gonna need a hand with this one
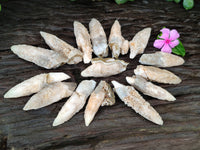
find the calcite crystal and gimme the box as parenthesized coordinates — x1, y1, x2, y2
(112, 81, 163, 125)
(4, 72, 70, 98)
(89, 18, 108, 57)
(40, 31, 83, 64)
(74, 21, 93, 64)
(134, 65, 182, 84)
(129, 28, 151, 59)
(109, 20, 122, 58)
(84, 81, 115, 126)
(81, 58, 129, 77)
(11, 44, 67, 69)
(53, 80, 96, 126)
(121, 37, 129, 55)
(126, 76, 176, 101)
(23, 82, 77, 110)
(139, 52, 185, 67)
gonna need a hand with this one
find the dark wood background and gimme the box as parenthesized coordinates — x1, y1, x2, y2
(0, 0, 200, 149)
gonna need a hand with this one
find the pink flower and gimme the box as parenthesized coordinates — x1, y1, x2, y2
(153, 28, 180, 53)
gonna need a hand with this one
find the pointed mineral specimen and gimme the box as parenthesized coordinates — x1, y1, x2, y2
(89, 18, 108, 57)
(139, 51, 185, 67)
(112, 81, 163, 125)
(126, 75, 176, 101)
(4, 72, 70, 98)
(11, 44, 67, 69)
(81, 58, 128, 77)
(129, 28, 151, 59)
(23, 82, 77, 110)
(53, 80, 96, 126)
(134, 65, 182, 84)
(40, 31, 83, 64)
(84, 81, 115, 126)
(74, 21, 93, 64)
(109, 20, 122, 58)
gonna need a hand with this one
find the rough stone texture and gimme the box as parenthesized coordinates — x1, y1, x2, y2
(0, 0, 200, 149)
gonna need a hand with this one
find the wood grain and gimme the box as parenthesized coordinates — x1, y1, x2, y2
(0, 0, 200, 149)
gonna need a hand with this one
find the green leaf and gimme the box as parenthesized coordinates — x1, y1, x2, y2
(172, 39, 185, 56)
(115, 0, 128, 4)
(156, 27, 166, 39)
(183, 0, 194, 10)
(0, 4, 1, 12)
(174, 0, 181, 3)
(115, 0, 134, 4)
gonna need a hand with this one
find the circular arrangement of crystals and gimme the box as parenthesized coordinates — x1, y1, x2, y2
(4, 18, 184, 127)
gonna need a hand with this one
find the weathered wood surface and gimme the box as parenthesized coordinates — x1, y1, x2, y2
(0, 0, 200, 149)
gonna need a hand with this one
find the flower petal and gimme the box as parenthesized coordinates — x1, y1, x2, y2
(161, 43, 172, 53)
(169, 29, 180, 41)
(169, 39, 179, 48)
(159, 28, 170, 40)
(153, 39, 165, 49)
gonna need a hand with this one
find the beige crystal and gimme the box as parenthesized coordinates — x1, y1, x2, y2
(126, 76, 176, 101)
(53, 80, 96, 126)
(84, 81, 115, 126)
(74, 21, 93, 64)
(129, 28, 151, 59)
(81, 58, 129, 77)
(40, 31, 83, 64)
(4, 72, 70, 98)
(109, 20, 122, 58)
(134, 65, 182, 84)
(23, 82, 77, 110)
(139, 52, 185, 67)
(89, 18, 108, 57)
(112, 81, 163, 125)
(11, 44, 67, 69)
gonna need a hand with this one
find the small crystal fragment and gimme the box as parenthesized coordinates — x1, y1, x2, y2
(121, 37, 129, 55)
